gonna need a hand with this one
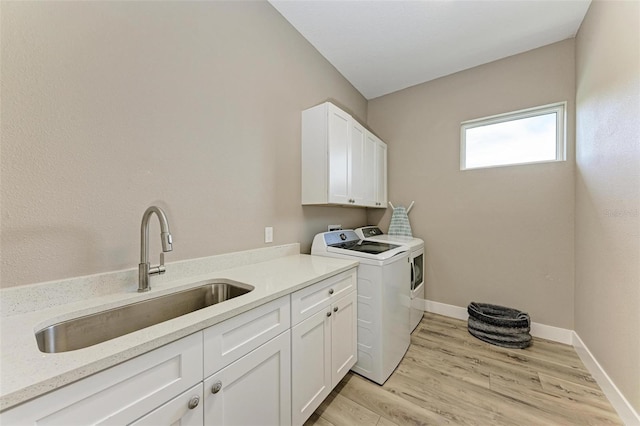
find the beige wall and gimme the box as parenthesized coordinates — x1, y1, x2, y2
(367, 40, 576, 328)
(0, 1, 368, 288)
(1, 0, 638, 413)
(575, 0, 640, 412)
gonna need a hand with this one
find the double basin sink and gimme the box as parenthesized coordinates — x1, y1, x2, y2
(35, 280, 254, 353)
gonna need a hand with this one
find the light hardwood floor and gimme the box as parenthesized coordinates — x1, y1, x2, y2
(305, 312, 622, 426)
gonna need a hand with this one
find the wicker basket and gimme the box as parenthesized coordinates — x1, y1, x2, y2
(467, 302, 532, 349)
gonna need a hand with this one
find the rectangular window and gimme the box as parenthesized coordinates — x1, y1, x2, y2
(460, 102, 566, 170)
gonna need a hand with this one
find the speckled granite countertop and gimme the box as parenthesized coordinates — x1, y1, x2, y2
(0, 244, 357, 412)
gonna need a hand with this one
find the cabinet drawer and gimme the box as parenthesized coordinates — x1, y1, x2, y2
(129, 383, 203, 426)
(203, 296, 290, 377)
(1, 332, 203, 426)
(291, 269, 356, 325)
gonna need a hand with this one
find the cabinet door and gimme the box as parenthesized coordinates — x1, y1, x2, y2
(362, 132, 377, 207)
(203, 331, 291, 426)
(331, 291, 358, 387)
(327, 104, 351, 205)
(291, 310, 332, 426)
(374, 139, 388, 207)
(349, 121, 366, 205)
(129, 384, 203, 426)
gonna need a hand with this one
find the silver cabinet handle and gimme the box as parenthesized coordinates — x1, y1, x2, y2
(328, 288, 334, 295)
(326, 312, 332, 317)
(211, 380, 223, 394)
(188, 395, 200, 409)
(333, 306, 338, 312)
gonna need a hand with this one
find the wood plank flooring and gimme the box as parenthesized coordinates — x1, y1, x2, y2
(305, 312, 622, 426)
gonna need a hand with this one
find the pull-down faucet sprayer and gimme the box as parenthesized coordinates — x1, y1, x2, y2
(138, 206, 173, 292)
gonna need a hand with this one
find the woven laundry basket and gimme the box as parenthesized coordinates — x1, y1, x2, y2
(467, 302, 532, 349)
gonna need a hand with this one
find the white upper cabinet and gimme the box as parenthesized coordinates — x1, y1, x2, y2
(327, 105, 351, 205)
(369, 132, 388, 207)
(361, 131, 377, 207)
(349, 120, 366, 205)
(302, 102, 387, 208)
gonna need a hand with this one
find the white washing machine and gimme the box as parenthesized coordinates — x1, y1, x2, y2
(355, 226, 425, 332)
(311, 230, 410, 385)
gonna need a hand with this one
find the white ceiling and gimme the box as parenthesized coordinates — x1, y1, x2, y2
(269, 0, 591, 100)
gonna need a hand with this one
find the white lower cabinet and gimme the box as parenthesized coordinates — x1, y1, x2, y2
(0, 332, 203, 426)
(203, 296, 290, 378)
(291, 272, 358, 426)
(1, 269, 358, 426)
(130, 384, 204, 426)
(291, 310, 332, 426)
(203, 331, 291, 426)
(330, 291, 358, 386)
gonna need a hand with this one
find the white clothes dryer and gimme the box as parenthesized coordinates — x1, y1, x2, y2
(311, 230, 410, 385)
(355, 226, 425, 332)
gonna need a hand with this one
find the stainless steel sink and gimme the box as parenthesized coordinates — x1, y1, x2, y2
(35, 280, 254, 353)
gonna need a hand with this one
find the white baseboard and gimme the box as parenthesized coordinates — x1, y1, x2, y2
(423, 299, 467, 320)
(421, 299, 573, 344)
(420, 299, 639, 425)
(572, 333, 640, 426)
(529, 322, 574, 345)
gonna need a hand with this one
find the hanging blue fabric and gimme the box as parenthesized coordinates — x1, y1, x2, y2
(388, 205, 413, 237)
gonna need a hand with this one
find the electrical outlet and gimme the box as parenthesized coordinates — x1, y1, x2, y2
(264, 226, 273, 243)
(328, 224, 342, 231)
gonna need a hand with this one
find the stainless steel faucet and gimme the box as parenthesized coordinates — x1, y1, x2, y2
(138, 206, 173, 292)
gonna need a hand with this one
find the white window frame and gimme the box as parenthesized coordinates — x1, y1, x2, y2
(460, 102, 566, 170)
